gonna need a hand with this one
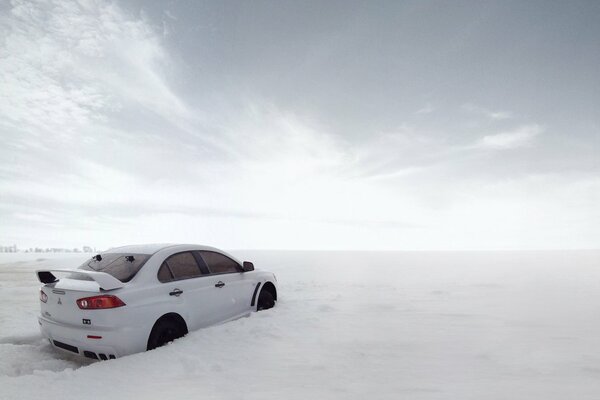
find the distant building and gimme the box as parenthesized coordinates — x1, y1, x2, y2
(0, 245, 18, 253)
(0, 245, 96, 253)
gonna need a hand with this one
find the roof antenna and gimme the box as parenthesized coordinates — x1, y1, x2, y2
(94, 254, 102, 261)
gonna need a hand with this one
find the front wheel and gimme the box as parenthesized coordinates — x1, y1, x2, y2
(257, 289, 275, 311)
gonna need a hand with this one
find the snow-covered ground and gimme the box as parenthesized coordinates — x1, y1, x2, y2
(1, 250, 600, 399)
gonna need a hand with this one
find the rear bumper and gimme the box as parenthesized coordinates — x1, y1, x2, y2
(38, 315, 147, 359)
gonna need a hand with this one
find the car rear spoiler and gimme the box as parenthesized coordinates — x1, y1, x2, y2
(36, 269, 124, 291)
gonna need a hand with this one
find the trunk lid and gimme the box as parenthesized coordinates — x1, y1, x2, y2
(41, 280, 100, 326)
(37, 269, 124, 326)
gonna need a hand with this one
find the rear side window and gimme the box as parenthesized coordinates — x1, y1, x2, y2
(159, 252, 202, 282)
(199, 251, 240, 274)
(78, 253, 151, 283)
(157, 263, 173, 282)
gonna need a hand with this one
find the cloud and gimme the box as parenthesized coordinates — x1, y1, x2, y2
(416, 103, 434, 115)
(350, 124, 441, 178)
(462, 103, 513, 120)
(365, 166, 426, 181)
(0, 0, 191, 140)
(164, 9, 177, 21)
(475, 124, 543, 150)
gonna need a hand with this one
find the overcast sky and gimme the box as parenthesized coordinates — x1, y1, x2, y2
(0, 0, 598, 250)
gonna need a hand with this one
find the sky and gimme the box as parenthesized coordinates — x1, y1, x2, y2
(0, 0, 598, 250)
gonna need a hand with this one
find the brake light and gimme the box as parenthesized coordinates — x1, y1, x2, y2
(76, 295, 126, 309)
(40, 290, 48, 303)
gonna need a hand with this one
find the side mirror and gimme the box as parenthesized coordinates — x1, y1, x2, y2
(242, 261, 254, 272)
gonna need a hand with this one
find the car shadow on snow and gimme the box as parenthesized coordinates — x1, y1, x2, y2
(0, 334, 94, 377)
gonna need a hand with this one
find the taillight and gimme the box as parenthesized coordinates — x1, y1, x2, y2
(76, 295, 126, 310)
(40, 290, 48, 303)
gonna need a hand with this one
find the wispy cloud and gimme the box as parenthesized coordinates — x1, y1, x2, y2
(0, 0, 191, 139)
(462, 103, 513, 121)
(475, 124, 543, 150)
(364, 166, 426, 181)
(416, 103, 434, 115)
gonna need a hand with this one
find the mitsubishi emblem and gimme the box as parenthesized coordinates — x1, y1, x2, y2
(57, 297, 62, 305)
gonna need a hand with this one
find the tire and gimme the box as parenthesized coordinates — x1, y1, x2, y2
(147, 319, 184, 350)
(257, 289, 275, 311)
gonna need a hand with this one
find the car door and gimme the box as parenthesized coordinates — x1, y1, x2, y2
(157, 251, 218, 330)
(197, 250, 257, 320)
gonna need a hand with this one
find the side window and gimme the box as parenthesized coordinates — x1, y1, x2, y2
(165, 252, 202, 280)
(157, 263, 173, 283)
(200, 251, 240, 274)
(192, 251, 211, 275)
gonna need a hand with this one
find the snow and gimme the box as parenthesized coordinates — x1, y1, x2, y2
(1, 250, 600, 399)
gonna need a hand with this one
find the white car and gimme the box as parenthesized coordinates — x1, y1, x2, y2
(36, 244, 277, 360)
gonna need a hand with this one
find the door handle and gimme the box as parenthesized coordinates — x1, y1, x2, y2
(169, 288, 183, 296)
(215, 281, 225, 288)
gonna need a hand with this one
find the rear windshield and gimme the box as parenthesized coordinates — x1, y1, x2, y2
(78, 253, 151, 282)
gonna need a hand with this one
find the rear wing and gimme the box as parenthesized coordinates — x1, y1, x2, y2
(36, 269, 124, 291)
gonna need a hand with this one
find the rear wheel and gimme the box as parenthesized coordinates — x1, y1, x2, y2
(147, 319, 185, 350)
(257, 289, 275, 311)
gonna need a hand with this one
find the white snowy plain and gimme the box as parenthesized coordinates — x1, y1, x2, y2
(1, 250, 600, 400)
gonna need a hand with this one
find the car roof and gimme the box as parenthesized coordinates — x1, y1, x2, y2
(104, 243, 227, 255)
(104, 243, 177, 255)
